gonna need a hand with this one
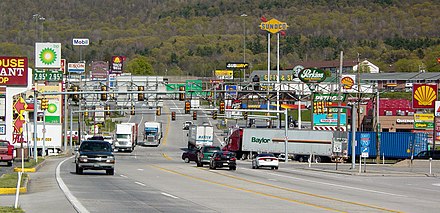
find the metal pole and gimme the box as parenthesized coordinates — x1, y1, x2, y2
(337, 51, 343, 131)
(42, 110, 46, 157)
(376, 84, 381, 163)
(267, 33, 270, 114)
(70, 105, 73, 151)
(277, 33, 280, 128)
(63, 76, 68, 152)
(284, 108, 288, 163)
(298, 96, 302, 129)
(33, 89, 38, 162)
(351, 104, 356, 169)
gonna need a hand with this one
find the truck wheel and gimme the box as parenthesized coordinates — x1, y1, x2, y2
(196, 161, 203, 167)
(184, 157, 190, 163)
(106, 169, 114, 175)
(274, 166, 279, 170)
(7, 161, 12, 167)
(229, 166, 236, 170)
(210, 164, 216, 170)
(315, 156, 322, 163)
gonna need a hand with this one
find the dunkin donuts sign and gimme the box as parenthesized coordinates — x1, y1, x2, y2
(0, 57, 28, 86)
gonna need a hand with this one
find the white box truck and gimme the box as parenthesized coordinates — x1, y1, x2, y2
(141, 122, 162, 146)
(22, 123, 62, 155)
(114, 123, 138, 152)
(187, 123, 214, 149)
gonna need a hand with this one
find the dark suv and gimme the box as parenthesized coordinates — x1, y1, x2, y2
(75, 141, 115, 175)
(196, 146, 221, 167)
(209, 151, 237, 170)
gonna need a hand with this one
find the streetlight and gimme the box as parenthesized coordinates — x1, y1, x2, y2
(241, 14, 247, 82)
(32, 14, 45, 41)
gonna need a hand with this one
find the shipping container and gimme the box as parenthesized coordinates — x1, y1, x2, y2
(348, 132, 428, 159)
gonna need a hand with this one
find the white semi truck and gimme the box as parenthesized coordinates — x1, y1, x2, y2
(141, 121, 162, 146)
(187, 123, 214, 149)
(21, 123, 62, 155)
(114, 123, 138, 152)
(224, 128, 348, 162)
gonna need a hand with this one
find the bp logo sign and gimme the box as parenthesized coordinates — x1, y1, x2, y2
(298, 68, 326, 83)
(35, 43, 61, 68)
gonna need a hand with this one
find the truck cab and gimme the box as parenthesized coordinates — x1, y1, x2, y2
(196, 145, 221, 167)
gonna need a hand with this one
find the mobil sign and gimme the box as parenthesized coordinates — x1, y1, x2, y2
(0, 56, 28, 86)
(72, 38, 89, 46)
(68, 63, 86, 73)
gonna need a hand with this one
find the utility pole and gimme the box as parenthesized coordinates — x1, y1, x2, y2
(357, 53, 361, 131)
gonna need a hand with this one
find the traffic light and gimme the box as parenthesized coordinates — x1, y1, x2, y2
(105, 105, 111, 116)
(156, 107, 161, 116)
(171, 111, 176, 121)
(100, 85, 107, 101)
(193, 111, 197, 120)
(84, 111, 89, 117)
(243, 111, 248, 120)
(179, 86, 185, 101)
(138, 86, 144, 101)
(130, 106, 135, 115)
(219, 101, 225, 114)
(40, 98, 49, 110)
(212, 111, 217, 120)
(71, 85, 79, 102)
(185, 101, 191, 114)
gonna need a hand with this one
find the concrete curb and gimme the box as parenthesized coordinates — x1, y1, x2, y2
(300, 167, 428, 177)
(0, 173, 29, 194)
(13, 158, 46, 173)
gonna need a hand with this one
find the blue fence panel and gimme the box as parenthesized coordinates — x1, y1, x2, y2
(348, 132, 428, 159)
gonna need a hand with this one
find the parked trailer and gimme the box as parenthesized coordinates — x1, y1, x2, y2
(348, 132, 428, 159)
(22, 123, 63, 155)
(225, 128, 348, 162)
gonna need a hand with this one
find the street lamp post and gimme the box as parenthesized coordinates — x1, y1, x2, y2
(32, 14, 45, 41)
(241, 14, 247, 82)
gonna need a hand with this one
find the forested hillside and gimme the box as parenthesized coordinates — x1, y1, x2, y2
(0, 0, 439, 76)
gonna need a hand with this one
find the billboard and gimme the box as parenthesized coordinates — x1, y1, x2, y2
(35, 43, 61, 68)
(412, 83, 437, 109)
(215, 70, 233, 80)
(68, 63, 86, 73)
(0, 57, 28, 86)
(111, 56, 124, 74)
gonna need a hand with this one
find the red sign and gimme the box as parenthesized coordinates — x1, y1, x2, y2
(111, 56, 123, 74)
(0, 57, 28, 86)
(437, 57, 440, 64)
(412, 83, 437, 109)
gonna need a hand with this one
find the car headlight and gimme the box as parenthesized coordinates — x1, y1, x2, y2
(106, 156, 115, 163)
(79, 155, 88, 162)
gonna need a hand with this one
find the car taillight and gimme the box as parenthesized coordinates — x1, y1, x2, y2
(230, 157, 236, 161)
(7, 145, 13, 155)
(214, 157, 221, 161)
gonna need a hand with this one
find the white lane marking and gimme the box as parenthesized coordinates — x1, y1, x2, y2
(242, 167, 407, 197)
(432, 183, 440, 187)
(56, 156, 90, 213)
(135, 181, 146, 186)
(161, 192, 179, 199)
(137, 169, 144, 171)
(120, 175, 128, 178)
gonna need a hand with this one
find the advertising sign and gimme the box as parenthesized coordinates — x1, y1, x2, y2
(412, 83, 437, 109)
(60, 59, 66, 74)
(226, 62, 249, 69)
(313, 113, 347, 126)
(91, 61, 108, 80)
(111, 56, 124, 74)
(72, 38, 89, 46)
(215, 70, 233, 80)
(435, 101, 440, 117)
(414, 113, 434, 129)
(45, 99, 61, 123)
(298, 68, 326, 83)
(35, 43, 61, 68)
(341, 74, 356, 92)
(0, 57, 28, 86)
(225, 85, 238, 97)
(34, 70, 63, 82)
(67, 63, 86, 73)
(259, 18, 288, 34)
